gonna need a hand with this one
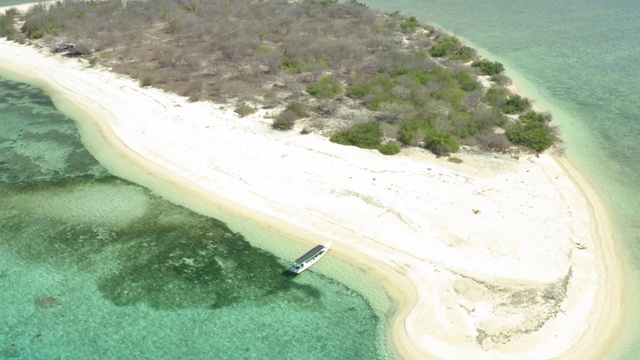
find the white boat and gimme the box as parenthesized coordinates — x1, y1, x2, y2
(289, 241, 332, 274)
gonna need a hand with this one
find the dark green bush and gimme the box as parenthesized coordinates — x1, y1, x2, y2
(346, 82, 373, 98)
(425, 131, 460, 155)
(399, 16, 419, 33)
(430, 37, 460, 58)
(307, 75, 342, 99)
(21, 10, 61, 39)
(408, 69, 434, 85)
(519, 111, 548, 125)
(312, 0, 338, 6)
(140, 75, 154, 87)
(281, 56, 303, 73)
(0, 9, 18, 39)
(454, 71, 478, 91)
(330, 121, 382, 149)
(484, 86, 508, 108)
(379, 142, 401, 155)
(399, 123, 418, 145)
(506, 111, 553, 151)
(506, 123, 552, 152)
(450, 46, 476, 62)
(472, 59, 505, 75)
(398, 117, 433, 145)
(503, 95, 531, 114)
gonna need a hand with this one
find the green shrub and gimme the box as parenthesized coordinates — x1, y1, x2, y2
(0, 9, 18, 39)
(272, 110, 298, 130)
(430, 37, 460, 58)
(330, 121, 382, 149)
(454, 71, 478, 91)
(281, 56, 303, 73)
(285, 101, 307, 117)
(519, 111, 548, 125)
(450, 46, 475, 62)
(398, 117, 433, 145)
(378, 142, 401, 155)
(425, 131, 460, 155)
(503, 95, 531, 114)
(311, 0, 337, 5)
(307, 75, 342, 99)
(346, 82, 373, 97)
(472, 59, 505, 75)
(505, 111, 553, 152)
(434, 87, 466, 105)
(21, 14, 60, 39)
(485, 86, 508, 108)
(506, 123, 552, 152)
(399, 123, 418, 145)
(399, 16, 419, 33)
(490, 74, 507, 84)
(408, 69, 434, 85)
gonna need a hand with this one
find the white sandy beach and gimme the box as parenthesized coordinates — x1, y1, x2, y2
(0, 6, 626, 358)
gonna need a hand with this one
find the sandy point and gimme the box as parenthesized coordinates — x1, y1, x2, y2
(0, 16, 626, 359)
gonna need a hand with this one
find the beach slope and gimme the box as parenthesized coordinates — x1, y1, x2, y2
(0, 17, 624, 359)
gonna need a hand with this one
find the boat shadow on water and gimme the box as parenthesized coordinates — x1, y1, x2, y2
(281, 269, 299, 279)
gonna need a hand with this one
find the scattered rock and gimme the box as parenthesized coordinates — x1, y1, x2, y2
(0, 346, 20, 358)
(259, 65, 270, 73)
(36, 296, 61, 309)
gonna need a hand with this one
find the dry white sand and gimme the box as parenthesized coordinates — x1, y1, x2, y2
(0, 7, 626, 358)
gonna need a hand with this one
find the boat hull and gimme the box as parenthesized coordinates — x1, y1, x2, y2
(289, 241, 332, 273)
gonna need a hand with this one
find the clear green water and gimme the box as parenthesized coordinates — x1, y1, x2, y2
(0, 77, 390, 358)
(0, 1, 22, 6)
(4, 0, 639, 357)
(359, 0, 640, 358)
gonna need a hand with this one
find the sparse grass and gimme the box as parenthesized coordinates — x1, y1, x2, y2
(273, 110, 297, 130)
(234, 104, 256, 117)
(140, 75, 154, 87)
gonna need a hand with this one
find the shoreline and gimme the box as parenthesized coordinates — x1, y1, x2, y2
(0, 5, 626, 358)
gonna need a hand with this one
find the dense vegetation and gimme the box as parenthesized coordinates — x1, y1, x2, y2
(0, 8, 18, 40)
(1, 0, 556, 155)
(506, 111, 554, 152)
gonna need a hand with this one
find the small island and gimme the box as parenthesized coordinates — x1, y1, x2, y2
(0, 1, 624, 359)
(3, 0, 553, 155)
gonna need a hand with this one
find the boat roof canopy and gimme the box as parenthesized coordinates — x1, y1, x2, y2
(293, 245, 325, 264)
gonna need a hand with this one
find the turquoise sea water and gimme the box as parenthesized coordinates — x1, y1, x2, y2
(0, 0, 25, 8)
(358, 0, 640, 358)
(0, 78, 392, 358)
(3, 0, 639, 358)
